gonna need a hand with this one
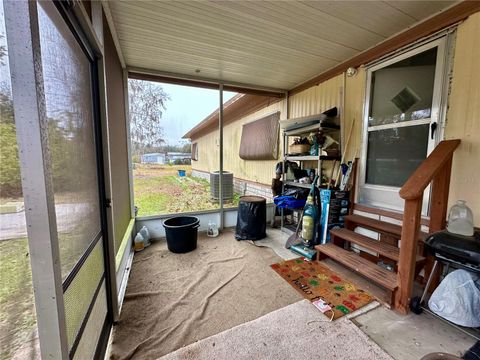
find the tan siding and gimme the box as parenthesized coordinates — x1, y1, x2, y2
(344, 67, 367, 162)
(288, 75, 344, 118)
(192, 101, 285, 185)
(193, 129, 219, 175)
(444, 12, 480, 225)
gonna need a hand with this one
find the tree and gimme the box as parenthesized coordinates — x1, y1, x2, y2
(128, 79, 170, 155)
(0, 35, 6, 66)
(0, 88, 21, 197)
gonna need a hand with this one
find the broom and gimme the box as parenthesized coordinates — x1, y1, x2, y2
(335, 117, 356, 188)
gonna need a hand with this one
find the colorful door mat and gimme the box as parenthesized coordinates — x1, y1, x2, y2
(271, 258, 374, 319)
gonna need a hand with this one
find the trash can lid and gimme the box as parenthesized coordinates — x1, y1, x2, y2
(240, 195, 266, 203)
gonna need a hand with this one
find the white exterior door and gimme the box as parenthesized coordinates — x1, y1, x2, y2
(358, 38, 448, 215)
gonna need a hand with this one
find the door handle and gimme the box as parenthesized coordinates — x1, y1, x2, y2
(431, 122, 437, 140)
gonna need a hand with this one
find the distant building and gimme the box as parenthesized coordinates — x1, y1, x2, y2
(166, 152, 191, 164)
(141, 153, 166, 164)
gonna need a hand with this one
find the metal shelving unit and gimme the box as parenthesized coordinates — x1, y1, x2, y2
(280, 115, 341, 233)
(285, 155, 341, 162)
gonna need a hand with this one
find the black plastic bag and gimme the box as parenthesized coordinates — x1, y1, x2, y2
(235, 196, 266, 240)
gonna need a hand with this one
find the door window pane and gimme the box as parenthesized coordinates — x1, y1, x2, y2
(37, 2, 101, 278)
(368, 48, 437, 126)
(366, 124, 430, 187)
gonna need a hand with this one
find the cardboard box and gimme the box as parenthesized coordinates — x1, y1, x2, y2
(319, 189, 350, 244)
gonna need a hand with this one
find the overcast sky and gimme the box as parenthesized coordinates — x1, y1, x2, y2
(0, 3, 10, 90)
(159, 83, 236, 145)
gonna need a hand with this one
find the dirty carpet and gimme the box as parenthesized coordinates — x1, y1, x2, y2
(109, 229, 302, 359)
(159, 299, 393, 360)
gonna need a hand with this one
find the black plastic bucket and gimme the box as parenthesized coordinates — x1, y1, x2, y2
(163, 216, 200, 253)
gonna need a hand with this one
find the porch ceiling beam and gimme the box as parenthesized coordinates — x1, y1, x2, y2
(101, 0, 126, 68)
(128, 67, 287, 98)
(289, 0, 480, 96)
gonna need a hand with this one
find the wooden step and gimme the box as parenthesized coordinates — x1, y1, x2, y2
(344, 214, 427, 241)
(315, 243, 398, 291)
(330, 228, 425, 263)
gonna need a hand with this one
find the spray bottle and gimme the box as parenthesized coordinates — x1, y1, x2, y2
(301, 176, 318, 248)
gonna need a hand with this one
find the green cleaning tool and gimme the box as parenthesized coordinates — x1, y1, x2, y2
(290, 176, 319, 261)
(301, 176, 319, 248)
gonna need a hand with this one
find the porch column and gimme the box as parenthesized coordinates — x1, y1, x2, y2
(219, 84, 224, 229)
(4, 1, 69, 358)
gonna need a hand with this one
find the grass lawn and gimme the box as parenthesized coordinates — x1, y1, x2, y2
(133, 164, 239, 217)
(0, 224, 102, 360)
(0, 238, 36, 360)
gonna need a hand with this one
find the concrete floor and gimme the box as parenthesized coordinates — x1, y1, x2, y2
(352, 306, 477, 359)
(265, 228, 478, 360)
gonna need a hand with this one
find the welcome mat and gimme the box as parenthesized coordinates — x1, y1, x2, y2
(271, 258, 374, 319)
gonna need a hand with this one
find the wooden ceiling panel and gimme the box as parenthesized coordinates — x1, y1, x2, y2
(386, 1, 457, 21)
(107, 0, 459, 90)
(300, 1, 417, 35)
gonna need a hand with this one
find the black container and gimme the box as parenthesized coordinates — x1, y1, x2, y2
(163, 216, 200, 253)
(235, 196, 267, 240)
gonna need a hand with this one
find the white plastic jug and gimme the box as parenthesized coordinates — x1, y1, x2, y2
(134, 233, 145, 252)
(207, 221, 219, 237)
(139, 226, 151, 247)
(447, 200, 474, 236)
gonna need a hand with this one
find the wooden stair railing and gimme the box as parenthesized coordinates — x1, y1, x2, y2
(396, 139, 461, 314)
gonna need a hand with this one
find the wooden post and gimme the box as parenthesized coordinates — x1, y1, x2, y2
(396, 198, 422, 314)
(429, 157, 452, 232)
(348, 159, 359, 215)
(424, 158, 452, 290)
(397, 140, 460, 314)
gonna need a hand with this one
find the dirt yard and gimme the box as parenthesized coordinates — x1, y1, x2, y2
(133, 164, 239, 217)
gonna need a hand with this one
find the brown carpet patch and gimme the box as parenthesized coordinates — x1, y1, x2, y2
(271, 258, 374, 319)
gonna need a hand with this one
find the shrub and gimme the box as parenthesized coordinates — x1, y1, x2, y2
(132, 154, 141, 164)
(0, 122, 22, 197)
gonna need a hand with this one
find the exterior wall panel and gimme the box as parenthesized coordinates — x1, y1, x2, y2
(193, 129, 219, 175)
(444, 12, 480, 225)
(288, 75, 343, 118)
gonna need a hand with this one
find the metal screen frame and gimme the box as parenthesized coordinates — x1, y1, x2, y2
(4, 1, 69, 357)
(5, 1, 116, 358)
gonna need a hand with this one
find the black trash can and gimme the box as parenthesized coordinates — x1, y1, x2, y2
(163, 216, 200, 253)
(235, 196, 267, 240)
